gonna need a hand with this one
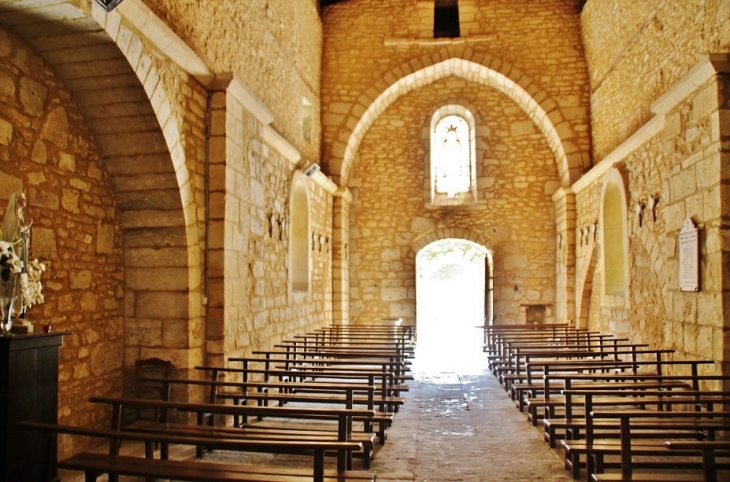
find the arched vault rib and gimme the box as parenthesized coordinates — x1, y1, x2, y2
(334, 57, 586, 187)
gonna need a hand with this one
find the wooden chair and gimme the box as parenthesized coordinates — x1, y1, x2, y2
(126, 357, 173, 425)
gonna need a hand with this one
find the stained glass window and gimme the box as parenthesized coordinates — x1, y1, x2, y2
(432, 115, 471, 199)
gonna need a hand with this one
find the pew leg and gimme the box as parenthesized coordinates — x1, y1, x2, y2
(313, 449, 325, 482)
(85, 471, 102, 482)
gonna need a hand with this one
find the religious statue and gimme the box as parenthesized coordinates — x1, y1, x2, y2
(1, 193, 31, 322)
(3, 192, 31, 258)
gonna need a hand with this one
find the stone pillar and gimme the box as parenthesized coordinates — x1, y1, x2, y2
(205, 88, 228, 366)
(332, 187, 352, 325)
(719, 72, 730, 376)
(553, 187, 576, 324)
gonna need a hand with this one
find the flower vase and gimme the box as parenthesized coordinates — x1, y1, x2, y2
(0, 296, 16, 335)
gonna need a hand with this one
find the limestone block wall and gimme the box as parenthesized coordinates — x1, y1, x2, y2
(322, 0, 589, 326)
(0, 24, 125, 434)
(321, 0, 591, 183)
(206, 83, 334, 367)
(349, 78, 559, 326)
(582, 0, 730, 161)
(140, 0, 323, 163)
(573, 71, 727, 371)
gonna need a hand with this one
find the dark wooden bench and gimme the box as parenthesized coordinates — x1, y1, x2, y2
(561, 406, 730, 480)
(541, 373, 730, 447)
(90, 396, 375, 472)
(17, 421, 374, 482)
(662, 441, 730, 482)
(522, 359, 714, 425)
(144, 375, 397, 446)
(544, 388, 730, 448)
(583, 411, 730, 482)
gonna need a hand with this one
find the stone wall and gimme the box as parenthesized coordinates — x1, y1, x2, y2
(207, 84, 334, 365)
(581, 0, 730, 162)
(0, 24, 125, 443)
(140, 0, 323, 164)
(322, 0, 590, 326)
(576, 0, 730, 371)
(322, 0, 591, 183)
(349, 78, 559, 325)
(573, 68, 728, 372)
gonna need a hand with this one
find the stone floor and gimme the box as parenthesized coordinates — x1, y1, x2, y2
(367, 350, 573, 481)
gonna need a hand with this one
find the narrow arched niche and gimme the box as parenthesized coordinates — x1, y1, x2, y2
(290, 172, 310, 293)
(600, 169, 629, 300)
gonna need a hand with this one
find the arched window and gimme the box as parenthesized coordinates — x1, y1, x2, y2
(289, 172, 310, 293)
(600, 169, 628, 299)
(429, 107, 476, 206)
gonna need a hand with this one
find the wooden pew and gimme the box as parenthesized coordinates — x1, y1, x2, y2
(18, 421, 373, 482)
(545, 386, 730, 448)
(540, 367, 726, 429)
(215, 358, 407, 445)
(142, 376, 386, 457)
(90, 396, 375, 473)
(664, 441, 730, 482)
(478, 322, 573, 351)
(520, 355, 702, 425)
(587, 410, 730, 482)
(560, 390, 730, 480)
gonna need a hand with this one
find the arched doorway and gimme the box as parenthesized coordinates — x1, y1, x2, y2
(415, 238, 490, 372)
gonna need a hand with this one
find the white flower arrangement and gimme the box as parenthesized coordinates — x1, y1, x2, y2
(20, 258, 45, 309)
(0, 240, 23, 287)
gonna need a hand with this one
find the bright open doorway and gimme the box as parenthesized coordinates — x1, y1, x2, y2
(414, 239, 491, 375)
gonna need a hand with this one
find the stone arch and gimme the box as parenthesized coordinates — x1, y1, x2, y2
(331, 54, 588, 187)
(411, 227, 497, 255)
(576, 246, 598, 330)
(0, 1, 202, 365)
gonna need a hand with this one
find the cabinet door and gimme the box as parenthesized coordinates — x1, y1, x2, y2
(1, 335, 63, 482)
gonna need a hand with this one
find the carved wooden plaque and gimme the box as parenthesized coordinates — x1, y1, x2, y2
(678, 217, 699, 292)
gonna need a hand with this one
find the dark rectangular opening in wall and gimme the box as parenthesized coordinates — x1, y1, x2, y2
(525, 305, 546, 325)
(434, 0, 460, 38)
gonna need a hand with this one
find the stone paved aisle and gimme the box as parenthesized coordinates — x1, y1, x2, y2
(369, 350, 573, 481)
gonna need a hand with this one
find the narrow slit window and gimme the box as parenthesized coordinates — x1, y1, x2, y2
(434, 0, 460, 38)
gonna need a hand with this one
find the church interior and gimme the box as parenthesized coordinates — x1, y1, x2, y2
(0, 0, 730, 479)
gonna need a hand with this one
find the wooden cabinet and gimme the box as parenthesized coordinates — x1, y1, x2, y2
(0, 333, 69, 482)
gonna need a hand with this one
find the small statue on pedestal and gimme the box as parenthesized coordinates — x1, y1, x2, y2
(1, 193, 32, 332)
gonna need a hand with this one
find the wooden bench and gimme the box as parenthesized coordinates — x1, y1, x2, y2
(583, 410, 730, 482)
(18, 420, 373, 482)
(145, 376, 397, 446)
(561, 404, 730, 480)
(662, 441, 730, 482)
(522, 359, 713, 425)
(544, 388, 730, 448)
(541, 373, 730, 447)
(90, 396, 375, 472)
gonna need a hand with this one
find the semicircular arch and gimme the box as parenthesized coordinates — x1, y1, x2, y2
(410, 227, 497, 256)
